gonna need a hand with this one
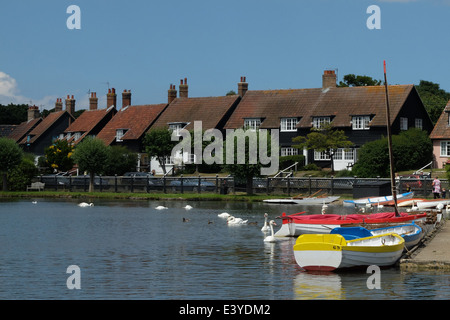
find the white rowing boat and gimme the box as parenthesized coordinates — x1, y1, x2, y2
(343, 191, 414, 207)
(263, 196, 340, 205)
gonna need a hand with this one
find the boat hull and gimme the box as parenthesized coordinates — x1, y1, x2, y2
(275, 211, 427, 237)
(343, 191, 414, 207)
(331, 223, 424, 250)
(263, 196, 340, 205)
(293, 233, 405, 271)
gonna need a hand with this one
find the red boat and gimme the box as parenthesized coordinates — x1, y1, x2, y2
(274, 211, 428, 237)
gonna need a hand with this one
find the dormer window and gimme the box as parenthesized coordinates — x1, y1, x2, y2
(116, 129, 127, 142)
(244, 118, 261, 131)
(168, 123, 187, 136)
(352, 116, 370, 130)
(74, 132, 82, 141)
(280, 118, 298, 132)
(312, 117, 330, 129)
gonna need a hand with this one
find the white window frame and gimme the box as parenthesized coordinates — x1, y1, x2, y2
(280, 118, 298, 132)
(280, 147, 298, 157)
(244, 118, 261, 131)
(314, 150, 330, 161)
(415, 118, 423, 129)
(441, 141, 450, 157)
(169, 122, 186, 137)
(312, 117, 330, 129)
(352, 116, 370, 130)
(400, 117, 408, 131)
(74, 132, 81, 141)
(116, 129, 127, 142)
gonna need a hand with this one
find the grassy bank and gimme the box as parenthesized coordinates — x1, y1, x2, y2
(0, 191, 292, 202)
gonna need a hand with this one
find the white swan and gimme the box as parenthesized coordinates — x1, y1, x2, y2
(218, 212, 230, 218)
(155, 205, 168, 210)
(32, 200, 37, 204)
(264, 220, 278, 243)
(78, 202, 94, 207)
(184, 205, 193, 210)
(227, 216, 248, 225)
(261, 213, 269, 232)
(321, 203, 328, 215)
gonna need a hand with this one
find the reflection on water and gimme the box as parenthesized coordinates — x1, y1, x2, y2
(0, 198, 449, 300)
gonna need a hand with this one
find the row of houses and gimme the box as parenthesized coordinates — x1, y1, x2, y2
(6, 70, 450, 174)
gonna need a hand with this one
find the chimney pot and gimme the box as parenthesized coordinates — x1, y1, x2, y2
(238, 76, 248, 97)
(179, 78, 188, 98)
(322, 70, 337, 89)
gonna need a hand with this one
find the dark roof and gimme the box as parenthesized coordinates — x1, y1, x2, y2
(7, 118, 42, 142)
(224, 85, 415, 129)
(19, 111, 74, 145)
(96, 104, 167, 145)
(150, 95, 241, 131)
(64, 106, 117, 144)
(0, 125, 17, 137)
(430, 100, 450, 139)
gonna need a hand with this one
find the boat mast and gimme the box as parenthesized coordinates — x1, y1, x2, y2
(383, 61, 400, 217)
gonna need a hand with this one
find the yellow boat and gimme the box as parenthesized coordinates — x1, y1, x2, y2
(293, 233, 405, 272)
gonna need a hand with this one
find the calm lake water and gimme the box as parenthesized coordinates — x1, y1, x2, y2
(0, 198, 449, 300)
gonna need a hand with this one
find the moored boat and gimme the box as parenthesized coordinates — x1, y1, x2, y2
(275, 211, 427, 237)
(343, 191, 414, 207)
(293, 233, 405, 271)
(263, 196, 340, 205)
(330, 223, 424, 249)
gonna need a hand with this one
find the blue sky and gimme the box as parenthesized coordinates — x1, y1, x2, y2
(1, 0, 450, 111)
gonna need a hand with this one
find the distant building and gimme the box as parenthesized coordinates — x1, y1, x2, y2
(224, 70, 433, 171)
(430, 100, 450, 168)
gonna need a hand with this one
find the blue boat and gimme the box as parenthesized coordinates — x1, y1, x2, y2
(330, 223, 423, 250)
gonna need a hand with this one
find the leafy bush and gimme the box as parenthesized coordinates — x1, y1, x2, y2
(7, 154, 38, 191)
(352, 129, 432, 178)
(279, 155, 305, 170)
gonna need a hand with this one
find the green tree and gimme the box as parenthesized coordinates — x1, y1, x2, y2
(293, 124, 353, 174)
(72, 137, 109, 192)
(104, 146, 138, 175)
(224, 130, 273, 195)
(415, 80, 450, 125)
(44, 139, 74, 173)
(0, 137, 24, 191)
(143, 128, 177, 175)
(338, 74, 382, 87)
(352, 129, 432, 177)
(0, 104, 28, 124)
(7, 153, 38, 191)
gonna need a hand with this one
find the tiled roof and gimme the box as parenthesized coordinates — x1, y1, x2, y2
(64, 106, 117, 144)
(96, 104, 167, 145)
(0, 125, 17, 137)
(430, 100, 450, 140)
(150, 95, 241, 131)
(7, 118, 41, 142)
(19, 111, 73, 145)
(224, 85, 414, 129)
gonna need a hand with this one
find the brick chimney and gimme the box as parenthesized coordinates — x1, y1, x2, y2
(122, 89, 131, 108)
(89, 92, 98, 110)
(55, 98, 63, 112)
(322, 70, 336, 89)
(168, 84, 177, 104)
(65, 95, 75, 115)
(27, 105, 40, 121)
(179, 78, 188, 98)
(238, 76, 248, 96)
(107, 88, 117, 108)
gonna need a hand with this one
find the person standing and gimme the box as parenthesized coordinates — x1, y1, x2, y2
(432, 176, 441, 199)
